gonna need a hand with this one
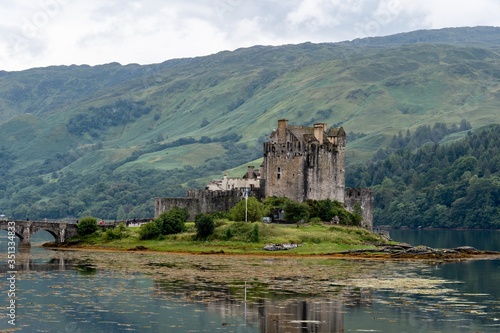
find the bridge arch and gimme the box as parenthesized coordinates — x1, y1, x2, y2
(0, 229, 25, 244)
(31, 229, 58, 245)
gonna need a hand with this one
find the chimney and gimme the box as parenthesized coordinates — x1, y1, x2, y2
(277, 119, 288, 144)
(247, 166, 255, 179)
(313, 123, 325, 142)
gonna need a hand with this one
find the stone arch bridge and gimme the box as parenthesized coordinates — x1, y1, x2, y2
(0, 220, 78, 247)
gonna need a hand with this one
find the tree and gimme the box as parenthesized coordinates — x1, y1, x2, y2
(77, 217, 98, 236)
(305, 199, 339, 221)
(263, 196, 292, 220)
(284, 201, 310, 224)
(195, 213, 215, 240)
(155, 207, 188, 235)
(230, 197, 265, 222)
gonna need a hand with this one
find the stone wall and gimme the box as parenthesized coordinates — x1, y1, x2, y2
(305, 143, 345, 203)
(263, 141, 306, 201)
(344, 188, 374, 229)
(154, 197, 199, 220)
(154, 189, 244, 220)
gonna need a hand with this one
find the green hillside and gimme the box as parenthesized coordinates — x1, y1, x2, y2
(0, 27, 499, 220)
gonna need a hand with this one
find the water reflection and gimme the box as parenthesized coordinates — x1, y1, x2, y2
(154, 280, 353, 332)
(0, 255, 73, 273)
(0, 230, 499, 332)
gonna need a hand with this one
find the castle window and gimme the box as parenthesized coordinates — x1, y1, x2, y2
(308, 154, 315, 167)
(277, 167, 281, 180)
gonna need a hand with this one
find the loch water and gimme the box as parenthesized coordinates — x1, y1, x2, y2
(0, 229, 499, 333)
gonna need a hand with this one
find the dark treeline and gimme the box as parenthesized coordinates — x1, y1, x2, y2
(67, 99, 153, 137)
(346, 123, 500, 229)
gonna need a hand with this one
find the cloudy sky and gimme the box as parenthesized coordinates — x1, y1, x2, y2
(1, 0, 499, 71)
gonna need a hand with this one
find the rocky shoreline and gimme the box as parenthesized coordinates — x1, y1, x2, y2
(336, 244, 500, 260)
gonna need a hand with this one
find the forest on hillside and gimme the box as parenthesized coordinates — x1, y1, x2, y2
(347, 123, 500, 229)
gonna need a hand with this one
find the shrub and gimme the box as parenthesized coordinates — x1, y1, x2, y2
(214, 219, 227, 228)
(250, 223, 260, 242)
(305, 199, 362, 226)
(138, 222, 161, 240)
(224, 226, 233, 240)
(195, 213, 215, 240)
(103, 223, 128, 241)
(211, 211, 230, 220)
(103, 228, 121, 241)
(213, 222, 252, 241)
(116, 222, 127, 232)
(77, 217, 98, 236)
(155, 207, 188, 235)
(309, 217, 323, 224)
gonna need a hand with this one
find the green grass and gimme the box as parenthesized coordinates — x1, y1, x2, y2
(116, 143, 226, 172)
(70, 222, 388, 255)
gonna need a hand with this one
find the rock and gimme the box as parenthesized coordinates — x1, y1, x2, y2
(263, 243, 299, 251)
(404, 245, 434, 254)
(454, 246, 479, 253)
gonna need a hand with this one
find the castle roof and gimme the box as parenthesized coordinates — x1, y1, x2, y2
(288, 126, 314, 139)
(289, 126, 323, 143)
(327, 126, 345, 137)
(270, 121, 345, 145)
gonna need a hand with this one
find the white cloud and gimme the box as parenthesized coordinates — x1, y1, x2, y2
(0, 0, 499, 71)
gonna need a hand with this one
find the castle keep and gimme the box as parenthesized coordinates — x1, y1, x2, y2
(155, 119, 373, 228)
(263, 119, 345, 203)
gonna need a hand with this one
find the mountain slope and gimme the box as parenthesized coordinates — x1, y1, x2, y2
(0, 26, 499, 220)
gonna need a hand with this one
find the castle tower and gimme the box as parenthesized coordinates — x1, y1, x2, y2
(262, 119, 346, 203)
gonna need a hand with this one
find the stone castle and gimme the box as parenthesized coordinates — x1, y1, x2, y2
(155, 119, 373, 228)
(263, 119, 346, 202)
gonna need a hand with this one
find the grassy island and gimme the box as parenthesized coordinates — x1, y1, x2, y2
(66, 220, 389, 255)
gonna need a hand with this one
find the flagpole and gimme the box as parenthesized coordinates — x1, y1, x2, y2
(245, 186, 248, 223)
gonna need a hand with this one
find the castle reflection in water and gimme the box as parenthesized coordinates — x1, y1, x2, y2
(154, 280, 374, 333)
